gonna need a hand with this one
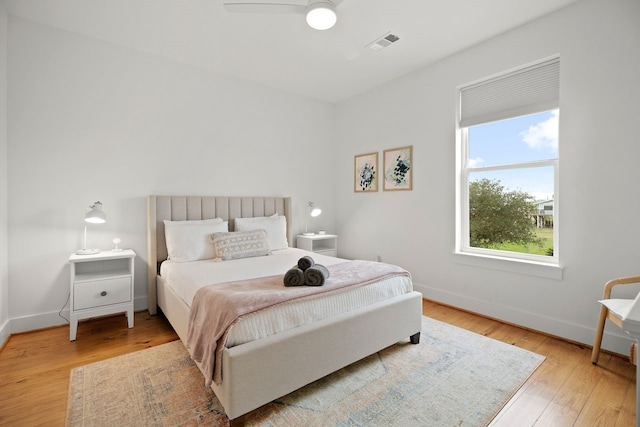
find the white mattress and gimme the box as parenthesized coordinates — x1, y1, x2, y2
(160, 248, 413, 347)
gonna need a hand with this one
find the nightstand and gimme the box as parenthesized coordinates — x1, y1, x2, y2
(68, 249, 136, 341)
(296, 234, 338, 257)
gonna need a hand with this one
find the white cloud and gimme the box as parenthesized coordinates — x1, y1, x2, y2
(468, 157, 484, 168)
(520, 110, 559, 152)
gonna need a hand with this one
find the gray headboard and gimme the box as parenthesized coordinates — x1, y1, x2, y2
(146, 195, 292, 315)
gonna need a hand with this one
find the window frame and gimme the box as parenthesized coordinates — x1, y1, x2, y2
(454, 57, 562, 277)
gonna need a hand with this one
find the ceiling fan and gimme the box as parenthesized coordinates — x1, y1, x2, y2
(223, 0, 344, 31)
(222, 0, 398, 60)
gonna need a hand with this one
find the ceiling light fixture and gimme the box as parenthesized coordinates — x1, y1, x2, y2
(306, 0, 337, 31)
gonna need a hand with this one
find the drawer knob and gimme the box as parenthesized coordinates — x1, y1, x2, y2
(100, 291, 107, 297)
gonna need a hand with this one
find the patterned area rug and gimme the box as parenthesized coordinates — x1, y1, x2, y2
(65, 316, 544, 426)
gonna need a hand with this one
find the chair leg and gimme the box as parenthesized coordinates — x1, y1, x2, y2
(591, 305, 608, 365)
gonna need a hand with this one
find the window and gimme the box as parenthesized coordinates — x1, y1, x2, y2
(456, 57, 559, 266)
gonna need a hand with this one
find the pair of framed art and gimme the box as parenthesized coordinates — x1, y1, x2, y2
(354, 145, 412, 192)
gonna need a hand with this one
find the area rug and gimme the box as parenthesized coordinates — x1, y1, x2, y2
(65, 316, 544, 426)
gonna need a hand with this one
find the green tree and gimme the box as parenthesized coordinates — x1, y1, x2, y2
(469, 178, 542, 249)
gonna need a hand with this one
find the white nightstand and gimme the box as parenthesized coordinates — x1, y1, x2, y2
(296, 234, 338, 257)
(68, 249, 136, 341)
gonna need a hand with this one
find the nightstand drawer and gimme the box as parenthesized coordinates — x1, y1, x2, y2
(74, 277, 131, 310)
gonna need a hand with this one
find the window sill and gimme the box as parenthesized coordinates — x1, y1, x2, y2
(453, 251, 563, 280)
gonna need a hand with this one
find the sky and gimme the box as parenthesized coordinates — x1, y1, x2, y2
(468, 109, 558, 201)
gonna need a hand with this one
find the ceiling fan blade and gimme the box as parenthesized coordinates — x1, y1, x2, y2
(223, 0, 307, 14)
(223, 0, 344, 14)
(224, 0, 357, 60)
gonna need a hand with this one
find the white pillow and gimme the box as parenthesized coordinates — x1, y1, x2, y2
(164, 220, 228, 262)
(209, 230, 272, 261)
(235, 215, 288, 250)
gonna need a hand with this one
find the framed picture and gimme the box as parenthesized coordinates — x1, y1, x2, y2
(354, 152, 378, 192)
(383, 146, 413, 191)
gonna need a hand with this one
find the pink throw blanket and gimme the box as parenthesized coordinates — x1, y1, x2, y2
(186, 260, 410, 386)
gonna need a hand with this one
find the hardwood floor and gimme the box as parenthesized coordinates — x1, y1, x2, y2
(422, 300, 636, 427)
(0, 301, 635, 426)
(0, 311, 178, 427)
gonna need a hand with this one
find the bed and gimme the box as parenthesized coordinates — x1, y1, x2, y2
(146, 195, 423, 424)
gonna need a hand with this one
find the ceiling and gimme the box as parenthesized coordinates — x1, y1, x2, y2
(2, 0, 580, 103)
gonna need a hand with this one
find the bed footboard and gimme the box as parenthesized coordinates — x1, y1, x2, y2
(217, 291, 422, 419)
(158, 273, 423, 421)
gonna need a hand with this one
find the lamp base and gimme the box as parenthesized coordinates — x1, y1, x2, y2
(76, 248, 100, 255)
(303, 232, 315, 236)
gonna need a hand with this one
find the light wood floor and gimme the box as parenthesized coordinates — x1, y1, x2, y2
(423, 300, 636, 427)
(0, 300, 635, 426)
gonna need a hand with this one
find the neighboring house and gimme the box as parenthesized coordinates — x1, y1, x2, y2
(532, 200, 554, 228)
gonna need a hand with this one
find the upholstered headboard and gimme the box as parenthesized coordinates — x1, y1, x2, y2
(146, 195, 292, 315)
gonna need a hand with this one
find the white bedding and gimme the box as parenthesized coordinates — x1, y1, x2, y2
(160, 248, 413, 347)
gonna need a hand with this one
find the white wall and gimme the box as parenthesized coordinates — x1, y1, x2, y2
(0, 2, 9, 346)
(335, 0, 640, 355)
(6, 0, 639, 357)
(7, 17, 336, 332)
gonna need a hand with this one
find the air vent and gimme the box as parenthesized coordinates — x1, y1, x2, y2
(367, 32, 400, 52)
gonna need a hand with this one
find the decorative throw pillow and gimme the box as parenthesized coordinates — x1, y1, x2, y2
(235, 215, 288, 250)
(164, 220, 228, 262)
(209, 229, 272, 261)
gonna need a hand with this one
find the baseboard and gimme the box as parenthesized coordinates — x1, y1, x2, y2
(414, 282, 632, 356)
(10, 310, 68, 333)
(0, 318, 10, 350)
(9, 295, 150, 334)
(134, 295, 148, 312)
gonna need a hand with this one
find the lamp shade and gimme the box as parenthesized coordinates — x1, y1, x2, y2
(306, 1, 337, 30)
(85, 201, 106, 224)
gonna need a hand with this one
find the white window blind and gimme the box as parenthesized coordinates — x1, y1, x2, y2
(460, 57, 559, 128)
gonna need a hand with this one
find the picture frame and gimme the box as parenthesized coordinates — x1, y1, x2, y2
(354, 152, 378, 192)
(383, 145, 413, 191)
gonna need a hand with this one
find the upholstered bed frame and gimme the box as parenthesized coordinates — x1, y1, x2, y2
(146, 195, 423, 423)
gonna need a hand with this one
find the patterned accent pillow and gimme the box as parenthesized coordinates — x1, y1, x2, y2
(209, 229, 272, 261)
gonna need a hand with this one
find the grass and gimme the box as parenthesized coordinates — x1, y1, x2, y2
(495, 228, 553, 256)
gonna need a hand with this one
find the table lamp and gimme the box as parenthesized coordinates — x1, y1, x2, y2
(304, 201, 322, 236)
(76, 201, 106, 255)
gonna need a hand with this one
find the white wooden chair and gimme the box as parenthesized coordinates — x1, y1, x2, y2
(591, 275, 640, 365)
